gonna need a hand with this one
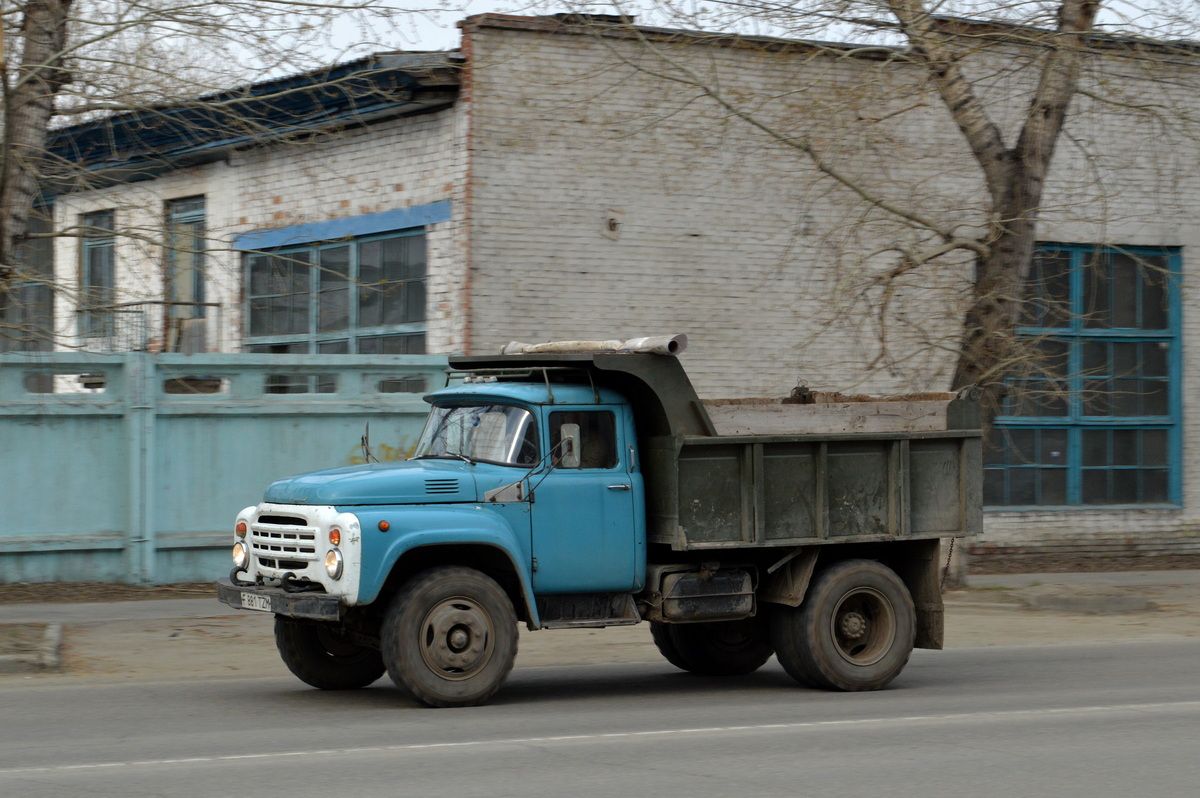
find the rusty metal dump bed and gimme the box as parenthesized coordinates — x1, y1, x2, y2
(449, 353, 982, 552)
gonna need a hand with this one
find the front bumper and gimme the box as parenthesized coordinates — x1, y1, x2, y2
(216, 577, 342, 621)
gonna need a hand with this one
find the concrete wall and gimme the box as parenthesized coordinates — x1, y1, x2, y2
(0, 352, 446, 584)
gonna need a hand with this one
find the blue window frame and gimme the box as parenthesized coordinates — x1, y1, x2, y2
(244, 228, 426, 356)
(165, 196, 206, 319)
(78, 209, 116, 338)
(985, 243, 1181, 507)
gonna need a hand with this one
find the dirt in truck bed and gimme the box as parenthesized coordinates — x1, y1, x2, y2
(706, 390, 958, 406)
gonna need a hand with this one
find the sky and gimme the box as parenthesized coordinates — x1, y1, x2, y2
(336, 1, 519, 53)
(322, 2, 1183, 61)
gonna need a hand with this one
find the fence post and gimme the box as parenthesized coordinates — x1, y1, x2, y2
(125, 352, 157, 584)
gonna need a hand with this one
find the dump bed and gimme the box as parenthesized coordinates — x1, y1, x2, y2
(448, 352, 982, 552)
(646, 390, 982, 551)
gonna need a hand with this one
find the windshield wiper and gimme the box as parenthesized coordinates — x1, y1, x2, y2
(413, 453, 475, 464)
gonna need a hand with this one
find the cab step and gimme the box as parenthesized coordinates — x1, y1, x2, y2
(537, 592, 641, 629)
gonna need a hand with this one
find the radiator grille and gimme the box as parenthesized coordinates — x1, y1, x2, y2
(249, 516, 318, 564)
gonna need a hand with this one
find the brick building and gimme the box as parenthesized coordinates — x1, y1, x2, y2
(7, 14, 1199, 564)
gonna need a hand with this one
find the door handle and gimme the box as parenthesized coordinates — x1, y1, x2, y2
(606, 484, 632, 491)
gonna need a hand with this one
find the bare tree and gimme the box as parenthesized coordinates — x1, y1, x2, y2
(526, 1, 1194, 426)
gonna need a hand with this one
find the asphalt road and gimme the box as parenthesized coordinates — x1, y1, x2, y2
(2, 639, 1198, 797)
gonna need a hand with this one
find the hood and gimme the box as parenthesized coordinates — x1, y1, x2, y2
(263, 460, 478, 505)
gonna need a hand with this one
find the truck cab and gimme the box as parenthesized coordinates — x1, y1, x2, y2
(410, 379, 647, 597)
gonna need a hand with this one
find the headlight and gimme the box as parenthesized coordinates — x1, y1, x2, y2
(232, 541, 249, 570)
(324, 549, 344, 579)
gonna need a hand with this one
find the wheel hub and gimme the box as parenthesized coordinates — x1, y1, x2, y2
(839, 611, 867, 640)
(419, 598, 494, 679)
(830, 587, 897, 667)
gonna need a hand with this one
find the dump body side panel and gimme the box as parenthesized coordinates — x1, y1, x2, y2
(652, 431, 981, 550)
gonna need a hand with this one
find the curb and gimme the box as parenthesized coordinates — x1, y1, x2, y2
(0, 623, 63, 674)
(944, 600, 1024, 613)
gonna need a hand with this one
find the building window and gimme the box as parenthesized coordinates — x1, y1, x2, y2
(245, 229, 426, 354)
(985, 244, 1180, 507)
(1, 207, 55, 352)
(165, 197, 206, 318)
(78, 209, 116, 337)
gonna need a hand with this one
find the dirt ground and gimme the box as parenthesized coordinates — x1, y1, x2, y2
(2, 580, 1199, 685)
(0, 582, 214, 605)
(967, 552, 1200, 574)
(0, 623, 45, 655)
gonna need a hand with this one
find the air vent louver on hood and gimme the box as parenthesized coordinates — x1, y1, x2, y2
(425, 478, 461, 495)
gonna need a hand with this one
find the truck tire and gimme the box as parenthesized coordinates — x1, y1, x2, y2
(649, 621, 692, 671)
(381, 566, 518, 708)
(274, 617, 386, 690)
(651, 617, 774, 676)
(771, 559, 915, 691)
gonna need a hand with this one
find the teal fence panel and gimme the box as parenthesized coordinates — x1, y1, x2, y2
(0, 352, 448, 584)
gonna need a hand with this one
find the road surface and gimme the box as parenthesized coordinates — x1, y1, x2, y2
(2, 639, 1198, 797)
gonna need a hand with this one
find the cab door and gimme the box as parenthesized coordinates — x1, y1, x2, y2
(529, 408, 639, 593)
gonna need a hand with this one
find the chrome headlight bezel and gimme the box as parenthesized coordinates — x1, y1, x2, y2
(232, 541, 249, 570)
(324, 549, 344, 580)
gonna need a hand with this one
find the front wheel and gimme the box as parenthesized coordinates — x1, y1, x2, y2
(381, 566, 518, 708)
(771, 559, 915, 691)
(275, 617, 386, 690)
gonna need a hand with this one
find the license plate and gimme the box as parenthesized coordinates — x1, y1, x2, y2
(241, 592, 272, 612)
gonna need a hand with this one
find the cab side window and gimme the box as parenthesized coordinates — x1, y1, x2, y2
(550, 411, 618, 469)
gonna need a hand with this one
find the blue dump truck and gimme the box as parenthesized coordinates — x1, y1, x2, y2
(217, 338, 982, 707)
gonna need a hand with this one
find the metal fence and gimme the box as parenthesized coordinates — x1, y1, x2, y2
(81, 301, 223, 353)
(0, 352, 448, 584)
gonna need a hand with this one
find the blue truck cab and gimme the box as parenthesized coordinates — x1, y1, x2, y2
(218, 342, 982, 707)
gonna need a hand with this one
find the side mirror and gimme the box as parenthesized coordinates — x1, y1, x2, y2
(559, 423, 581, 469)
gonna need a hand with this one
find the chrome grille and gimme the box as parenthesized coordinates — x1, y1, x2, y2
(249, 517, 318, 564)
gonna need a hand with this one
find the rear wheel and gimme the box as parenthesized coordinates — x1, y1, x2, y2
(651, 617, 774, 676)
(381, 566, 518, 708)
(275, 617, 385, 690)
(649, 621, 691, 671)
(771, 559, 915, 691)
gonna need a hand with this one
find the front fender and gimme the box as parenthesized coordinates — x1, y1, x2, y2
(350, 504, 537, 626)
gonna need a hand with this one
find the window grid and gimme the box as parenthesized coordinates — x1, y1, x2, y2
(986, 244, 1181, 508)
(165, 197, 207, 319)
(245, 229, 426, 357)
(79, 209, 116, 338)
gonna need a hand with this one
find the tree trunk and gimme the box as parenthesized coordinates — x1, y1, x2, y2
(951, 208, 1040, 429)
(0, 0, 72, 279)
(895, 0, 1102, 431)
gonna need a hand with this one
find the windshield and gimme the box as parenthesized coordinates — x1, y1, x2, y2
(413, 404, 540, 467)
